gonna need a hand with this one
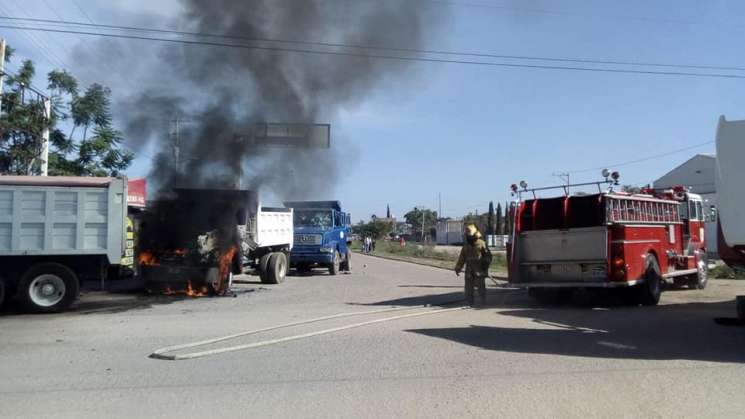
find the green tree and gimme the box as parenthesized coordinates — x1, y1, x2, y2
(622, 184, 642, 194)
(487, 201, 495, 235)
(0, 49, 132, 176)
(404, 207, 437, 241)
(496, 202, 502, 235)
(0, 60, 52, 174)
(353, 219, 395, 240)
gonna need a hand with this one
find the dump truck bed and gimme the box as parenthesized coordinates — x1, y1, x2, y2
(0, 177, 127, 264)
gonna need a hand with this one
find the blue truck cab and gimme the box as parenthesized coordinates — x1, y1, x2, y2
(284, 201, 352, 275)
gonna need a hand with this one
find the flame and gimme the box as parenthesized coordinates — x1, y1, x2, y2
(185, 280, 209, 297)
(212, 246, 237, 295)
(219, 247, 237, 279)
(139, 249, 189, 267)
(142, 247, 229, 297)
(139, 251, 157, 266)
(171, 248, 189, 257)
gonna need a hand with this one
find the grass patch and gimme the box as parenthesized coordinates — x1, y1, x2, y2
(710, 263, 745, 279)
(352, 240, 506, 272)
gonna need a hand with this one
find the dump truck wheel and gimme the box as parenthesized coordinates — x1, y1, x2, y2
(267, 253, 287, 284)
(329, 251, 340, 276)
(340, 250, 351, 272)
(636, 255, 662, 306)
(19, 263, 79, 313)
(259, 253, 272, 283)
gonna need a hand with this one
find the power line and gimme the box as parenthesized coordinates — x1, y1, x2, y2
(411, 0, 704, 27)
(0, 3, 68, 71)
(565, 140, 714, 174)
(2, 24, 745, 80)
(37, 0, 94, 88)
(70, 0, 95, 24)
(2, 15, 745, 73)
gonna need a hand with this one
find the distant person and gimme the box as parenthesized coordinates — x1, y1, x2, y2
(400, 237, 406, 248)
(454, 224, 492, 307)
(371, 238, 376, 252)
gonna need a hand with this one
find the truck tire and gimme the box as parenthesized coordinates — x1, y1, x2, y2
(340, 250, 351, 272)
(259, 253, 272, 284)
(691, 251, 709, 290)
(636, 255, 662, 306)
(267, 253, 288, 284)
(18, 263, 79, 313)
(329, 251, 340, 276)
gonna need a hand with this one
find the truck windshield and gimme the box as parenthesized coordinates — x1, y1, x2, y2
(294, 210, 333, 228)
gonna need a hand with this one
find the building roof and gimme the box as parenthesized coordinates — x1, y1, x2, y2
(0, 175, 117, 187)
(653, 153, 717, 195)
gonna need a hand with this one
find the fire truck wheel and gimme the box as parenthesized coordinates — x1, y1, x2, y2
(267, 253, 287, 284)
(258, 253, 272, 283)
(18, 263, 79, 313)
(637, 255, 662, 306)
(692, 252, 709, 290)
(329, 251, 340, 276)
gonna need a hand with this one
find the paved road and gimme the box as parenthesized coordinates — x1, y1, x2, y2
(2, 254, 745, 418)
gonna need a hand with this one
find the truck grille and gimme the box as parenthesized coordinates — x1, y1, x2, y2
(295, 234, 322, 245)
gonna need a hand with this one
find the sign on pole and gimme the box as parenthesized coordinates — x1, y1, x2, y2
(238, 123, 330, 148)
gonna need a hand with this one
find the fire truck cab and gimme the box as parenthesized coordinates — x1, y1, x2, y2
(507, 174, 707, 305)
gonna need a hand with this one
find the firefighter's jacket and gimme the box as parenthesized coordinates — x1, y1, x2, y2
(455, 238, 492, 276)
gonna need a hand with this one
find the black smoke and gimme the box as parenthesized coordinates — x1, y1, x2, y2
(102, 0, 448, 198)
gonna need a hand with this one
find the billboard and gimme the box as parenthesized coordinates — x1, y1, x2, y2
(240, 123, 330, 148)
(127, 178, 147, 208)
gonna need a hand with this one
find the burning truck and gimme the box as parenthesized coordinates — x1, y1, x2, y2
(138, 188, 293, 295)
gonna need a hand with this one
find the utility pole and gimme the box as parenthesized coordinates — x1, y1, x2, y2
(421, 210, 425, 243)
(438, 192, 442, 219)
(0, 39, 5, 115)
(171, 117, 181, 172)
(40, 97, 51, 176)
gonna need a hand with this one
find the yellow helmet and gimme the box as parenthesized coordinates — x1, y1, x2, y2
(464, 224, 482, 239)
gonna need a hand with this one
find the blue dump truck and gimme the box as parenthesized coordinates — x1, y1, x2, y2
(284, 201, 351, 275)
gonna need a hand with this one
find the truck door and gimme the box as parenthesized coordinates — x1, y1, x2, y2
(688, 199, 705, 249)
(679, 198, 705, 256)
(678, 199, 692, 255)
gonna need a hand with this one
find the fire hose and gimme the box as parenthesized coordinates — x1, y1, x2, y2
(150, 301, 468, 361)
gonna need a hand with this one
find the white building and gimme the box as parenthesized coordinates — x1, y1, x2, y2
(653, 153, 718, 254)
(436, 219, 463, 245)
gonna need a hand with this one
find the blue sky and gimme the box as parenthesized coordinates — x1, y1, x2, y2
(2, 0, 743, 222)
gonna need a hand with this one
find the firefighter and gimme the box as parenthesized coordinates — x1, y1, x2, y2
(455, 224, 492, 306)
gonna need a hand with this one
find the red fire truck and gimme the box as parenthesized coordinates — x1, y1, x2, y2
(507, 171, 708, 305)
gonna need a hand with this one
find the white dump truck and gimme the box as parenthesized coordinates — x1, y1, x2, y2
(137, 188, 294, 294)
(0, 176, 135, 312)
(715, 116, 745, 271)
